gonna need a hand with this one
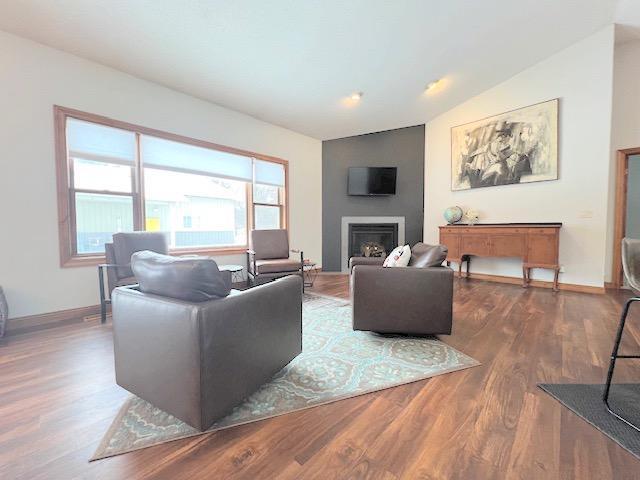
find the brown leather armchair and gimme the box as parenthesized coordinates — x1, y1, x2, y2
(112, 253, 303, 431)
(98, 232, 169, 324)
(350, 243, 453, 335)
(247, 229, 304, 291)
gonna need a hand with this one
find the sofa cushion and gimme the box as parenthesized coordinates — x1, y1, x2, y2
(113, 232, 169, 279)
(255, 258, 301, 274)
(408, 243, 448, 268)
(131, 251, 231, 302)
(250, 229, 289, 260)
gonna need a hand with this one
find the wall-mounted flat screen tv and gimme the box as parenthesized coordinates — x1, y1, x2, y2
(348, 167, 397, 196)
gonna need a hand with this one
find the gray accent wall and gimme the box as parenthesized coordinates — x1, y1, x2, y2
(322, 125, 425, 271)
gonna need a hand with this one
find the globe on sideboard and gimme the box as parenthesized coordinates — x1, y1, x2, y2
(444, 206, 463, 224)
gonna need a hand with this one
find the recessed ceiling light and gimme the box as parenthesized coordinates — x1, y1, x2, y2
(350, 92, 363, 101)
(425, 80, 441, 92)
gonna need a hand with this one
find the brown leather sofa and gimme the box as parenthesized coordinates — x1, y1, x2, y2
(111, 252, 303, 431)
(350, 242, 453, 335)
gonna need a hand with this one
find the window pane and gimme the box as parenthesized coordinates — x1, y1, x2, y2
(253, 183, 280, 205)
(73, 158, 132, 193)
(254, 205, 281, 230)
(144, 168, 247, 248)
(75, 192, 134, 254)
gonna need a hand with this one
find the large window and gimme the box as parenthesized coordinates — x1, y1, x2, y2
(55, 107, 288, 266)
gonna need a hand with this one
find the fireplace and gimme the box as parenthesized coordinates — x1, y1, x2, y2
(340, 216, 405, 272)
(348, 223, 398, 260)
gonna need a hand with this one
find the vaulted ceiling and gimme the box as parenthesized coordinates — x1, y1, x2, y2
(0, 1, 624, 139)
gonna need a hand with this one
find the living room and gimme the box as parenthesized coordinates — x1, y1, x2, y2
(2, 1, 640, 479)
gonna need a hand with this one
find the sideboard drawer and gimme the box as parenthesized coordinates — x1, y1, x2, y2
(461, 235, 491, 255)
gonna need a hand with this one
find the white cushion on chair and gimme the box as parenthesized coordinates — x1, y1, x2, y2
(383, 245, 411, 267)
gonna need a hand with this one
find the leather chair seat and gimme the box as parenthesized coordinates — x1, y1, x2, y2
(255, 259, 301, 274)
(115, 276, 137, 287)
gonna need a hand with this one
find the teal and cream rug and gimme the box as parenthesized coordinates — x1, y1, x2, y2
(92, 293, 478, 461)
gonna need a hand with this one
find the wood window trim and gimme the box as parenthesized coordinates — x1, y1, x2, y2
(611, 147, 640, 288)
(54, 105, 289, 268)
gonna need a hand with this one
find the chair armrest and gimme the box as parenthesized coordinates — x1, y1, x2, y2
(198, 275, 303, 425)
(349, 256, 385, 272)
(98, 263, 128, 269)
(351, 266, 453, 334)
(111, 286, 203, 427)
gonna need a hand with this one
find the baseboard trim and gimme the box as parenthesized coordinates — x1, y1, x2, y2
(463, 272, 605, 294)
(6, 304, 104, 336)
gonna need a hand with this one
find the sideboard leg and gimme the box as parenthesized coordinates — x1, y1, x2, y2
(465, 255, 471, 278)
(457, 260, 463, 279)
(522, 265, 529, 288)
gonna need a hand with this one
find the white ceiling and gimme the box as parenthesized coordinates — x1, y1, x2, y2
(0, 1, 621, 140)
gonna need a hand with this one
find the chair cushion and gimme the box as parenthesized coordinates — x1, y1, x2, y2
(131, 251, 231, 302)
(408, 242, 448, 268)
(250, 229, 289, 260)
(113, 232, 169, 279)
(115, 276, 137, 287)
(255, 259, 301, 274)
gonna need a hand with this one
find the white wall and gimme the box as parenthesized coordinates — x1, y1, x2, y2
(0, 30, 322, 319)
(424, 27, 615, 288)
(605, 38, 640, 281)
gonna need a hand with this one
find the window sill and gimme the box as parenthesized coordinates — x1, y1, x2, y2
(61, 246, 248, 268)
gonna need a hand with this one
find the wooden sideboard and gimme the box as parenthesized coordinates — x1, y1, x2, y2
(438, 223, 562, 291)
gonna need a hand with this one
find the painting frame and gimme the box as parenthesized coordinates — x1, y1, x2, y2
(450, 98, 559, 191)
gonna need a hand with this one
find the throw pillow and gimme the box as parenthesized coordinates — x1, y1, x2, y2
(383, 245, 403, 267)
(383, 245, 411, 267)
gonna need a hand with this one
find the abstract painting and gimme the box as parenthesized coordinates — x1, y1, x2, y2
(451, 99, 558, 191)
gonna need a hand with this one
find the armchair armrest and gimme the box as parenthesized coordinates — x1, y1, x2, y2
(291, 249, 304, 266)
(351, 265, 453, 335)
(98, 263, 128, 269)
(349, 256, 385, 272)
(197, 275, 303, 425)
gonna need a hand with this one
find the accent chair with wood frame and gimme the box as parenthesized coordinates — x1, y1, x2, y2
(247, 229, 304, 292)
(98, 231, 169, 324)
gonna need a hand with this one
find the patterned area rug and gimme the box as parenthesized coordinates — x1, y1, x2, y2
(92, 293, 479, 461)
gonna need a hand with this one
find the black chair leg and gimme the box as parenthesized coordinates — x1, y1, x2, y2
(98, 266, 107, 324)
(603, 296, 640, 432)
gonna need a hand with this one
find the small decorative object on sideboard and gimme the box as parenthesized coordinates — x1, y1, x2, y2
(444, 206, 464, 224)
(0, 286, 8, 338)
(463, 209, 479, 225)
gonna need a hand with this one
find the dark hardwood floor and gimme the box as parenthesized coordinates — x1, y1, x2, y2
(1, 275, 640, 479)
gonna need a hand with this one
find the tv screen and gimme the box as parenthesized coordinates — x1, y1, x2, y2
(348, 167, 397, 196)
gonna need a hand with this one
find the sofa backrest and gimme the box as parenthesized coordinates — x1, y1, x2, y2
(408, 242, 448, 268)
(131, 250, 231, 302)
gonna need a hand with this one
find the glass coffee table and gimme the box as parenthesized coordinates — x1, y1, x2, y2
(218, 264, 244, 284)
(303, 260, 319, 288)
